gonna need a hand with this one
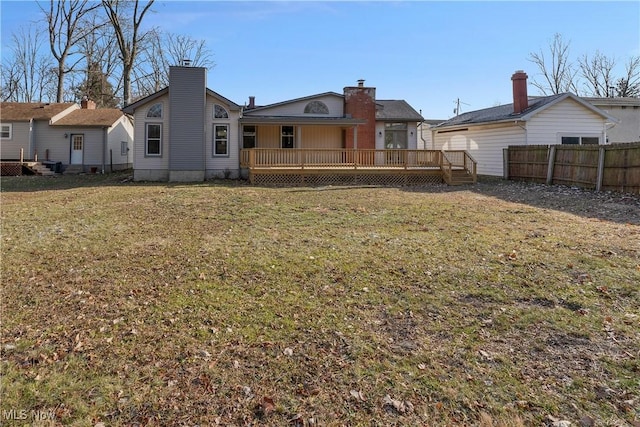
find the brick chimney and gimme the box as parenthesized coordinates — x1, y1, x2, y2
(81, 98, 96, 109)
(248, 96, 255, 109)
(344, 80, 376, 150)
(511, 70, 528, 114)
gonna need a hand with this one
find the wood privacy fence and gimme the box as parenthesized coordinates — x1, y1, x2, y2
(504, 143, 640, 194)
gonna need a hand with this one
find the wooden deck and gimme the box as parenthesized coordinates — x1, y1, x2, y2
(240, 149, 477, 186)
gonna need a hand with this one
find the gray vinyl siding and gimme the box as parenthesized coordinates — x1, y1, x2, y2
(33, 121, 72, 163)
(107, 116, 134, 170)
(169, 66, 206, 171)
(205, 97, 241, 177)
(246, 94, 344, 117)
(133, 96, 169, 172)
(36, 125, 105, 165)
(0, 122, 30, 159)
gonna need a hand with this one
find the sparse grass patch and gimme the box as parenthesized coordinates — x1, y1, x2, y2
(2, 173, 639, 425)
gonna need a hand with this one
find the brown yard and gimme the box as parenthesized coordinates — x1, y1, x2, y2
(1, 173, 639, 426)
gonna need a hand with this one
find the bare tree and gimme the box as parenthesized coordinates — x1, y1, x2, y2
(102, 0, 155, 106)
(39, 0, 102, 103)
(528, 33, 578, 95)
(2, 24, 56, 102)
(76, 11, 122, 104)
(578, 51, 617, 97)
(134, 31, 215, 96)
(615, 56, 640, 97)
(1, 61, 21, 102)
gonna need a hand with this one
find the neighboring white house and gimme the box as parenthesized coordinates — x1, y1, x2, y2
(430, 71, 618, 177)
(123, 66, 423, 182)
(583, 97, 640, 143)
(0, 100, 133, 173)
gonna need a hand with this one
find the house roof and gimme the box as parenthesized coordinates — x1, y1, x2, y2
(51, 108, 125, 127)
(433, 93, 618, 130)
(243, 92, 344, 114)
(376, 100, 424, 121)
(239, 116, 366, 126)
(122, 87, 241, 114)
(1, 102, 76, 121)
(583, 97, 640, 107)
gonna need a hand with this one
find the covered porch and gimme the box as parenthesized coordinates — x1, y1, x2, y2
(240, 148, 477, 186)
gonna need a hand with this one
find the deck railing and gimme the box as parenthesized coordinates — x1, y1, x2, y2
(241, 149, 443, 170)
(441, 150, 478, 184)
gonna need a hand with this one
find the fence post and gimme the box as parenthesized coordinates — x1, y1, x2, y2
(20, 148, 24, 164)
(596, 146, 606, 192)
(546, 145, 556, 185)
(503, 148, 509, 179)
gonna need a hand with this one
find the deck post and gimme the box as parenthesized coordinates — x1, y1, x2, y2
(595, 146, 605, 192)
(20, 148, 24, 164)
(249, 149, 255, 169)
(34, 149, 38, 162)
(546, 145, 557, 185)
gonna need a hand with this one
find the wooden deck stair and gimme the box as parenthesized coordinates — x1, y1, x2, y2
(27, 162, 57, 176)
(447, 169, 476, 185)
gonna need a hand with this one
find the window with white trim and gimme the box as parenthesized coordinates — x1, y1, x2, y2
(1, 124, 12, 139)
(384, 122, 407, 149)
(214, 104, 229, 119)
(281, 126, 294, 148)
(213, 124, 228, 156)
(145, 123, 162, 156)
(121, 141, 128, 156)
(147, 103, 162, 118)
(560, 135, 600, 145)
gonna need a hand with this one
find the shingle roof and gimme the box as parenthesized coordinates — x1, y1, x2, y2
(122, 87, 242, 114)
(432, 93, 617, 129)
(433, 94, 564, 128)
(51, 108, 125, 127)
(1, 102, 76, 121)
(376, 100, 424, 121)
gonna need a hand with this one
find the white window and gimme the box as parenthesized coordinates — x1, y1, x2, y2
(1, 124, 12, 139)
(213, 124, 228, 156)
(560, 135, 600, 145)
(145, 123, 162, 156)
(214, 104, 229, 119)
(147, 103, 162, 118)
(121, 141, 128, 156)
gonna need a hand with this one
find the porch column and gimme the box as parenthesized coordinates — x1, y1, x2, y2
(353, 125, 358, 150)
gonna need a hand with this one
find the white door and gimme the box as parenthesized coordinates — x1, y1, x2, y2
(70, 135, 83, 164)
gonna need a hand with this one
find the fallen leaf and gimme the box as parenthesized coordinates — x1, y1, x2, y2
(262, 396, 275, 416)
(350, 390, 366, 401)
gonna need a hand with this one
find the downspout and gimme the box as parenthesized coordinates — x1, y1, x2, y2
(419, 117, 427, 150)
(603, 121, 615, 144)
(514, 120, 527, 144)
(431, 127, 437, 150)
(102, 126, 107, 174)
(28, 118, 34, 159)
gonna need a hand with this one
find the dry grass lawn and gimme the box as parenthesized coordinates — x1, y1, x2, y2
(1, 172, 639, 426)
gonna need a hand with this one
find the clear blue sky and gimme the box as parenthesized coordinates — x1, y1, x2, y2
(1, 1, 639, 119)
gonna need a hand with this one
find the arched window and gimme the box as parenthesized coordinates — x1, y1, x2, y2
(214, 104, 229, 119)
(147, 103, 162, 118)
(304, 101, 329, 114)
